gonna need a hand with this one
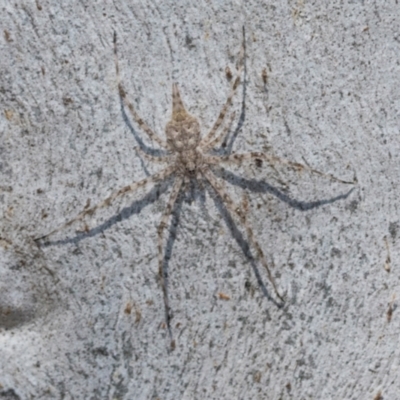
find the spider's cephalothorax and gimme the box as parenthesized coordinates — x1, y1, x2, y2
(166, 84, 202, 177)
(36, 30, 354, 350)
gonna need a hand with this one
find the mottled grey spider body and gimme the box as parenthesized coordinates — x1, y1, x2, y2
(36, 30, 353, 350)
(166, 84, 203, 178)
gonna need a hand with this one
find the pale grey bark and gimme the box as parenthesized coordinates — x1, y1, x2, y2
(1, 1, 399, 399)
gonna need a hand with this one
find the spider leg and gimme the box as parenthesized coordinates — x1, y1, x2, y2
(134, 146, 173, 164)
(201, 112, 236, 153)
(35, 165, 176, 242)
(206, 152, 355, 184)
(157, 176, 184, 349)
(113, 31, 168, 150)
(202, 167, 284, 302)
(200, 28, 245, 149)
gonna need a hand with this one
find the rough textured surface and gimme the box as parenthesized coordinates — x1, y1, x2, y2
(1, 2, 399, 399)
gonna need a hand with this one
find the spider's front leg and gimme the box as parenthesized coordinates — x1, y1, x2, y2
(201, 111, 236, 153)
(200, 28, 245, 150)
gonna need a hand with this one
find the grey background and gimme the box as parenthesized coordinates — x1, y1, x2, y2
(1, 1, 399, 399)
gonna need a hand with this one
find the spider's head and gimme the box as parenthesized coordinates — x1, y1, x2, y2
(166, 83, 201, 152)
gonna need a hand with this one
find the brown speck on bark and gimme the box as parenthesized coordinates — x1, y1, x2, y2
(225, 66, 233, 80)
(262, 68, 268, 85)
(4, 30, 11, 42)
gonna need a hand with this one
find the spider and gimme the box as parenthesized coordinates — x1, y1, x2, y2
(36, 29, 353, 349)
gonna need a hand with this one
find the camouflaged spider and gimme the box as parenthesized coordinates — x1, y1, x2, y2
(36, 29, 353, 349)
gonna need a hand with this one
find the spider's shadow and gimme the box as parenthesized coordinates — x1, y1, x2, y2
(40, 178, 173, 247)
(39, 168, 354, 319)
(214, 168, 355, 211)
(39, 26, 355, 319)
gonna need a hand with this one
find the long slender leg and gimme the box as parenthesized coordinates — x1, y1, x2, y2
(205, 152, 355, 184)
(35, 165, 176, 241)
(200, 28, 245, 148)
(157, 176, 184, 349)
(134, 146, 173, 164)
(200, 112, 236, 153)
(113, 31, 168, 149)
(202, 167, 284, 302)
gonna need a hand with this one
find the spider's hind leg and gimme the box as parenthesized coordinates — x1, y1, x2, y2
(35, 165, 176, 242)
(157, 176, 184, 350)
(202, 167, 284, 303)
